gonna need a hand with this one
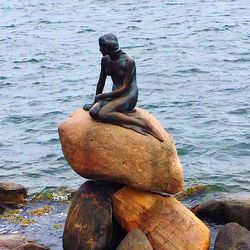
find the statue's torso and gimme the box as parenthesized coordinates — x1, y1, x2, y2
(103, 53, 137, 93)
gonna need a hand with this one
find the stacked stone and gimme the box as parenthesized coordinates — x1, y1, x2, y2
(59, 108, 211, 250)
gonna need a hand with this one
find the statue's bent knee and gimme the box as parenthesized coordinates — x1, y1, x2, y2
(89, 108, 99, 119)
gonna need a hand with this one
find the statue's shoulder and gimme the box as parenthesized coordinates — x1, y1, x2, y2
(126, 56, 136, 68)
(123, 53, 135, 65)
(101, 55, 110, 66)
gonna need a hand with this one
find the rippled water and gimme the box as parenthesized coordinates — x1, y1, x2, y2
(1, 0, 250, 248)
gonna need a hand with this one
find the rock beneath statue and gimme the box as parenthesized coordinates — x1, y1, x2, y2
(58, 108, 184, 194)
(0, 182, 27, 205)
(192, 198, 250, 229)
(0, 234, 49, 250)
(214, 223, 250, 250)
(112, 187, 210, 250)
(63, 181, 123, 250)
(116, 228, 153, 250)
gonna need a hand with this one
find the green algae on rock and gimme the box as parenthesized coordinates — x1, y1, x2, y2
(0, 208, 35, 226)
(30, 205, 54, 216)
(175, 184, 209, 201)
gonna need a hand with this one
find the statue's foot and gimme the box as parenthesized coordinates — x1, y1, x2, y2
(121, 112, 164, 142)
(128, 115, 164, 142)
(119, 123, 164, 142)
(143, 120, 164, 142)
(121, 124, 149, 137)
(146, 125, 164, 142)
(83, 103, 94, 111)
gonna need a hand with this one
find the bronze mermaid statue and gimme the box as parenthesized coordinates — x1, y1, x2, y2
(83, 33, 164, 142)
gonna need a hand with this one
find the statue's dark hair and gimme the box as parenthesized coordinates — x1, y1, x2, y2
(99, 33, 120, 53)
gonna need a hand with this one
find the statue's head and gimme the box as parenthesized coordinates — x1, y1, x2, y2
(99, 33, 120, 56)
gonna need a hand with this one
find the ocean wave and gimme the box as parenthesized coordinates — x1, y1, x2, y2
(0, 24, 16, 28)
(13, 58, 39, 64)
(176, 68, 209, 74)
(228, 108, 249, 115)
(223, 58, 250, 63)
(77, 28, 95, 33)
(2, 115, 37, 124)
(126, 25, 140, 30)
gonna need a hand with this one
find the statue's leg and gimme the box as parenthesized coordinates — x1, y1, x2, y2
(97, 96, 164, 142)
(98, 96, 144, 125)
(89, 101, 108, 119)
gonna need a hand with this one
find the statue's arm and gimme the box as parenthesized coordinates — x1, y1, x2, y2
(83, 57, 107, 111)
(95, 57, 107, 100)
(96, 59, 135, 100)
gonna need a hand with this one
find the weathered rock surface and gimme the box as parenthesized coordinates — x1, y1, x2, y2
(0, 182, 27, 205)
(0, 234, 26, 249)
(63, 181, 122, 250)
(0, 234, 49, 250)
(113, 187, 210, 250)
(14, 242, 50, 250)
(58, 108, 184, 194)
(192, 198, 250, 229)
(116, 228, 153, 250)
(214, 223, 250, 250)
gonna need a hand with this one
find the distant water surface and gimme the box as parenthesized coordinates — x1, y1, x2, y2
(0, 0, 249, 248)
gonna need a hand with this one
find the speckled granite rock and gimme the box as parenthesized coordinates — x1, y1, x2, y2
(116, 228, 153, 250)
(214, 223, 250, 250)
(58, 108, 184, 194)
(112, 187, 210, 250)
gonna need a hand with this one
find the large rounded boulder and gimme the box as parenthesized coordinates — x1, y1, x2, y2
(63, 181, 121, 250)
(58, 108, 184, 194)
(214, 223, 250, 250)
(192, 198, 250, 229)
(112, 187, 210, 250)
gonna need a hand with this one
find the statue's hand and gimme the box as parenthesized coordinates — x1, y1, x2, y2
(83, 103, 94, 111)
(94, 94, 104, 102)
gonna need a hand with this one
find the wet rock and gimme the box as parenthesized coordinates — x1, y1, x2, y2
(58, 108, 184, 194)
(0, 182, 27, 205)
(116, 228, 153, 250)
(14, 242, 49, 250)
(113, 187, 210, 250)
(0, 234, 26, 249)
(192, 198, 250, 229)
(214, 223, 250, 250)
(0, 204, 5, 214)
(63, 181, 121, 250)
(0, 234, 49, 250)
